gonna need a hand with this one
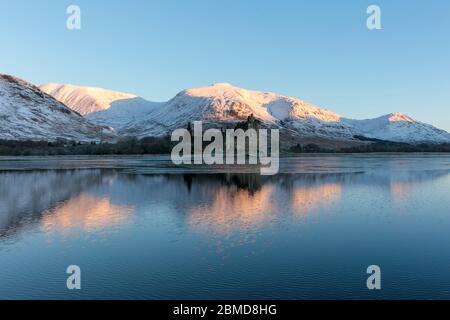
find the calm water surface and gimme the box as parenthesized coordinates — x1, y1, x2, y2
(1, 154, 450, 299)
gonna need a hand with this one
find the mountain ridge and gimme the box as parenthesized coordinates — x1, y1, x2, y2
(39, 83, 138, 116)
(13, 78, 450, 145)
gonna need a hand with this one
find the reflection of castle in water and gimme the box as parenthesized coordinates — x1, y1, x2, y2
(175, 170, 450, 234)
(183, 173, 263, 195)
(188, 181, 344, 234)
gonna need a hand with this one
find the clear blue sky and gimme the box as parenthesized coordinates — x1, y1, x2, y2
(1, 0, 449, 130)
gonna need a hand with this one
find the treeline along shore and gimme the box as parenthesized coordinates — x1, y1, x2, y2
(1, 137, 450, 156)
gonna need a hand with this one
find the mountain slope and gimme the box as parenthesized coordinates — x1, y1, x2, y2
(343, 113, 450, 143)
(86, 98, 163, 130)
(39, 83, 137, 115)
(40, 83, 161, 130)
(0, 75, 116, 142)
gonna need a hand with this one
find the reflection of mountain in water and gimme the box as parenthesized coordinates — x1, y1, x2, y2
(1, 167, 450, 241)
(40, 193, 134, 234)
(291, 183, 342, 217)
(0, 170, 127, 238)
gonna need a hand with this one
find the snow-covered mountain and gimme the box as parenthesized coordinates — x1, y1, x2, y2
(39, 83, 137, 115)
(124, 83, 450, 144)
(39, 83, 161, 130)
(343, 113, 450, 143)
(0, 75, 116, 142)
(40, 81, 450, 145)
(121, 83, 359, 140)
